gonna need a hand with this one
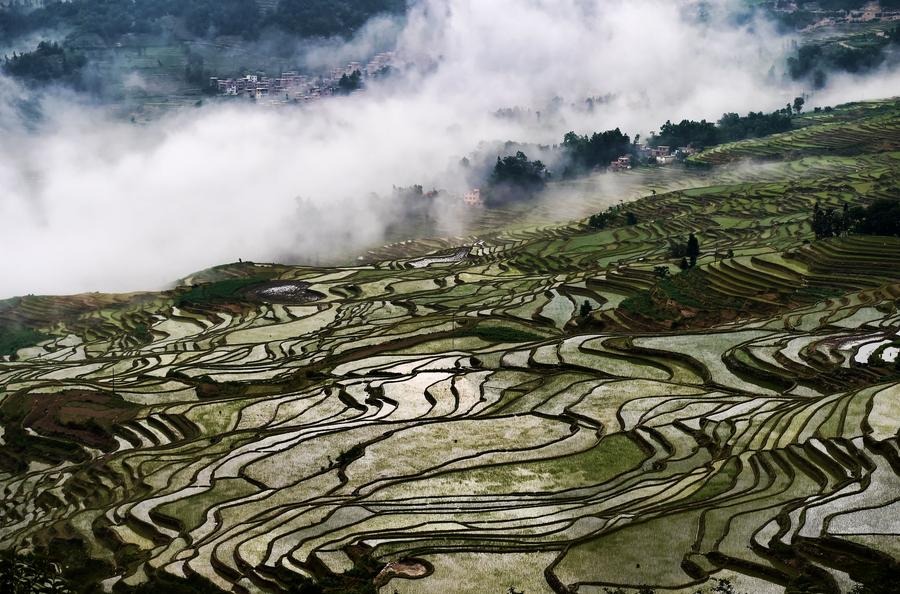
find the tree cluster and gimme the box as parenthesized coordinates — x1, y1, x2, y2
(813, 202, 849, 239)
(561, 128, 632, 175)
(587, 206, 638, 230)
(485, 151, 549, 206)
(2, 41, 86, 84)
(337, 69, 363, 94)
(650, 110, 793, 149)
(588, 211, 614, 230)
(720, 109, 795, 140)
(651, 119, 718, 149)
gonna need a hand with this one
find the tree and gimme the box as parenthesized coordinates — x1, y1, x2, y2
(579, 301, 593, 318)
(793, 96, 805, 114)
(687, 233, 700, 267)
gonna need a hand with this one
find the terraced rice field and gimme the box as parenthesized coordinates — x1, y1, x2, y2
(691, 99, 900, 166)
(0, 99, 898, 593)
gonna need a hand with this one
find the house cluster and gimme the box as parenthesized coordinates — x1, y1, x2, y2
(209, 51, 395, 103)
(638, 144, 697, 166)
(463, 189, 483, 207)
(609, 156, 633, 172)
(210, 72, 312, 100)
(608, 144, 701, 171)
(649, 145, 678, 165)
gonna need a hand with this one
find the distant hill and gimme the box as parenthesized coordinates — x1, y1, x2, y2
(0, 0, 408, 44)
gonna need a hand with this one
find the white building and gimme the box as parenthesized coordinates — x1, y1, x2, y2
(464, 189, 483, 207)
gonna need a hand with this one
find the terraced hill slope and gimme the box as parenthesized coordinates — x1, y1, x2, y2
(0, 100, 898, 594)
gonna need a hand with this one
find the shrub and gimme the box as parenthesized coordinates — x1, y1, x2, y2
(579, 300, 593, 317)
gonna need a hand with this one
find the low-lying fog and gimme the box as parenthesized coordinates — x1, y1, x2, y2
(1, 0, 898, 297)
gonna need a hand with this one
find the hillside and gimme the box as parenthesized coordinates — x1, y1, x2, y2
(0, 99, 898, 594)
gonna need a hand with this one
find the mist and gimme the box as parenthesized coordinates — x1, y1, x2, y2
(1, 0, 898, 298)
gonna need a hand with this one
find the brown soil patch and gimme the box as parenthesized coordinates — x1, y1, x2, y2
(8, 390, 137, 451)
(373, 558, 434, 587)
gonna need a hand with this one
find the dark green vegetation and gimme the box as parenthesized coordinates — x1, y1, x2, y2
(562, 128, 632, 175)
(0, 0, 263, 42)
(0, 98, 898, 594)
(271, 0, 405, 39)
(337, 69, 364, 94)
(2, 40, 86, 84)
(0, 322, 48, 358)
(650, 109, 795, 150)
(0, 0, 404, 42)
(849, 198, 900, 236)
(691, 99, 900, 165)
(174, 275, 271, 307)
(485, 151, 550, 205)
(462, 323, 549, 343)
(0, 547, 228, 594)
(587, 205, 638, 230)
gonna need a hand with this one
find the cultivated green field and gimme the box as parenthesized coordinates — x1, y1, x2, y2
(0, 99, 898, 594)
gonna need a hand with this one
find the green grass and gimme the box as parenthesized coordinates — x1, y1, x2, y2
(462, 324, 549, 343)
(620, 268, 746, 320)
(679, 457, 741, 505)
(441, 432, 650, 493)
(155, 478, 259, 531)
